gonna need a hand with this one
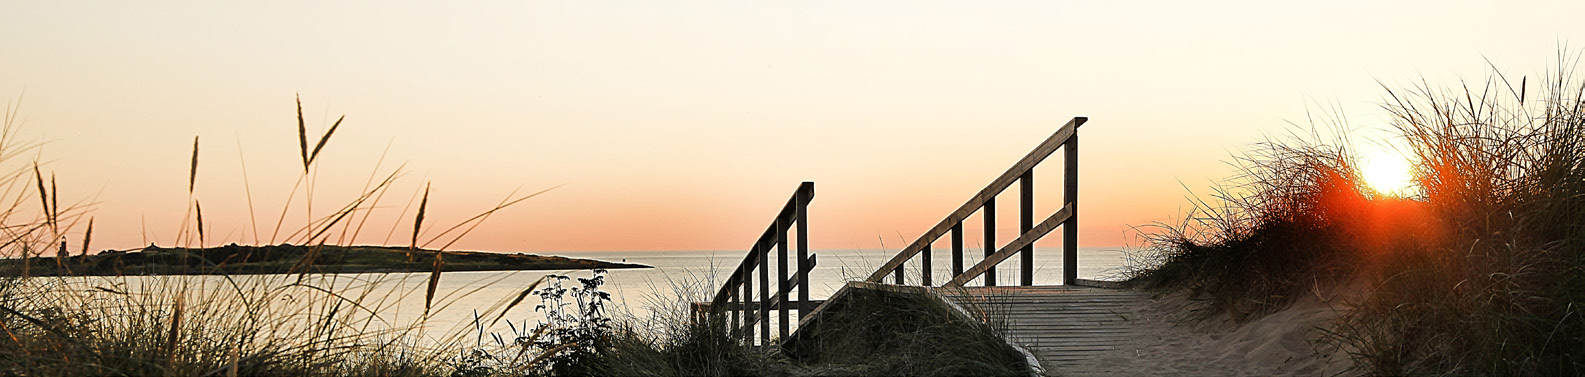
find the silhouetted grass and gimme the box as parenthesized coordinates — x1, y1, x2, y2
(1127, 55, 1585, 375)
(1125, 128, 1370, 321)
(785, 285, 1030, 377)
(1331, 57, 1585, 376)
(0, 96, 558, 376)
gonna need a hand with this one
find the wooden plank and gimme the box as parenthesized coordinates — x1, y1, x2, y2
(864, 117, 1086, 283)
(777, 218, 790, 339)
(1020, 171, 1033, 286)
(712, 182, 814, 306)
(984, 196, 996, 286)
(951, 223, 964, 276)
(797, 185, 811, 318)
(1063, 134, 1079, 285)
(942, 205, 1072, 287)
(710, 300, 827, 311)
(759, 254, 817, 314)
(758, 242, 770, 342)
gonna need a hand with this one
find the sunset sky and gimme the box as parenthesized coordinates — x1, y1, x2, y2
(3, 1, 1582, 253)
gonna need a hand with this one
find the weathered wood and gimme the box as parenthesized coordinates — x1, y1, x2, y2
(1064, 134, 1079, 285)
(712, 300, 827, 311)
(984, 196, 997, 286)
(864, 117, 1086, 283)
(1020, 171, 1033, 286)
(743, 256, 754, 346)
(777, 218, 790, 339)
(705, 182, 813, 345)
(936, 285, 1148, 368)
(943, 205, 1072, 287)
(755, 253, 817, 321)
(921, 244, 932, 286)
(711, 182, 815, 307)
(797, 185, 811, 318)
(758, 241, 770, 343)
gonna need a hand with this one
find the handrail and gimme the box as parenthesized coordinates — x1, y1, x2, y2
(864, 116, 1086, 286)
(943, 204, 1071, 287)
(701, 181, 814, 347)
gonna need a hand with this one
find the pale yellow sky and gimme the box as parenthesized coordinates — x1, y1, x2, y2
(3, 1, 1582, 253)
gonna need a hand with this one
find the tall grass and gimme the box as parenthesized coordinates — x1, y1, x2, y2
(1128, 55, 1585, 375)
(0, 96, 555, 376)
(1333, 57, 1585, 375)
(1125, 121, 1371, 321)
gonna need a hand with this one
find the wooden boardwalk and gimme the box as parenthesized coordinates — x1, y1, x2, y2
(934, 285, 1149, 368)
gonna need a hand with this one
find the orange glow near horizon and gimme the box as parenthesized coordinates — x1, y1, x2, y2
(2, 2, 1579, 254)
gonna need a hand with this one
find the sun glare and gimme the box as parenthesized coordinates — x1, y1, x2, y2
(1361, 149, 1416, 196)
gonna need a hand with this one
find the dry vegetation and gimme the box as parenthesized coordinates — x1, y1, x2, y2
(1128, 55, 1585, 375)
(0, 96, 574, 376)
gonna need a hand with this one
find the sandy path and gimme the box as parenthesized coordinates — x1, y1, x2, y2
(1045, 293, 1357, 377)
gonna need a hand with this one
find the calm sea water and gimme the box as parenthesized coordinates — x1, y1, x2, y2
(49, 247, 1139, 345)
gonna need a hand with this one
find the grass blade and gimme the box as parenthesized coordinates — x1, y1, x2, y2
(234, 134, 260, 245)
(412, 183, 429, 251)
(33, 162, 50, 233)
(297, 94, 309, 172)
(80, 217, 92, 256)
(166, 294, 185, 372)
(50, 173, 58, 235)
(189, 136, 199, 194)
(307, 115, 343, 167)
(425, 250, 442, 314)
(196, 201, 205, 248)
(491, 276, 547, 327)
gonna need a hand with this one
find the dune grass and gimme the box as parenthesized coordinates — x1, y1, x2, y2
(0, 96, 566, 376)
(1127, 55, 1585, 375)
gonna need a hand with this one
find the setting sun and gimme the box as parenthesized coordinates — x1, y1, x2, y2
(1361, 149, 1416, 196)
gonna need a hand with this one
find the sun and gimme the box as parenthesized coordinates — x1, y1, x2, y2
(1360, 149, 1416, 196)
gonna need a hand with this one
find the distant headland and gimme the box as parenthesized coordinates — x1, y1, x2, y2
(5, 243, 650, 276)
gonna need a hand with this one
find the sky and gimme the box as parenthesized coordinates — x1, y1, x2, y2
(3, 1, 1582, 254)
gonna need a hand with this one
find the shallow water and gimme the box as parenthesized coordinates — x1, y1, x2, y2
(42, 247, 1137, 346)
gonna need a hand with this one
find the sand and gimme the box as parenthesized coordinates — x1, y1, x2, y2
(1049, 291, 1359, 376)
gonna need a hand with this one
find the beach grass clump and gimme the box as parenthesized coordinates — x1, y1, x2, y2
(1125, 130, 1373, 321)
(1331, 59, 1585, 376)
(786, 286, 1031, 377)
(1129, 55, 1585, 375)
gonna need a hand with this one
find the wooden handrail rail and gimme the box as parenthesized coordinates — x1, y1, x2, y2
(711, 181, 814, 307)
(942, 204, 1071, 287)
(864, 117, 1086, 283)
(702, 181, 814, 347)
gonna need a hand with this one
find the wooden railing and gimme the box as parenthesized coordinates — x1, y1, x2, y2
(865, 116, 1086, 287)
(695, 181, 817, 347)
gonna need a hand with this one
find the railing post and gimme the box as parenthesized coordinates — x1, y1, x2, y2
(894, 265, 903, 284)
(1063, 131, 1079, 285)
(743, 260, 754, 346)
(758, 243, 770, 343)
(729, 291, 739, 339)
(984, 196, 997, 287)
(797, 184, 811, 319)
(777, 219, 790, 339)
(1020, 171, 1034, 286)
(921, 244, 932, 286)
(951, 223, 964, 277)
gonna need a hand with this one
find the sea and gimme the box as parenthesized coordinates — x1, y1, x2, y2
(44, 247, 1143, 346)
